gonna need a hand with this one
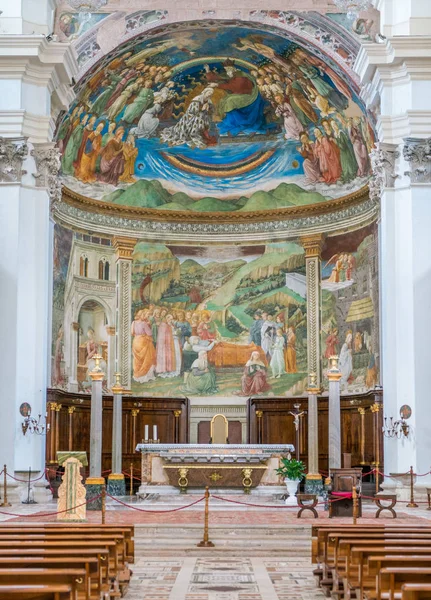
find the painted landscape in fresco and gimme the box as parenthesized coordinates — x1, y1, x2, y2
(57, 23, 373, 213)
(321, 224, 379, 394)
(130, 242, 307, 397)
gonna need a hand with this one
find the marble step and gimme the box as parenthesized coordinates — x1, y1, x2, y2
(135, 524, 311, 538)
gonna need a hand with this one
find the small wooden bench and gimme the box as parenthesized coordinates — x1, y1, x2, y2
(297, 494, 318, 519)
(0, 583, 74, 599)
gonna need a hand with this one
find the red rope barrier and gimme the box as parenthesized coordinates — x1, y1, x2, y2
(106, 493, 204, 513)
(0, 494, 103, 518)
(7, 471, 47, 484)
(121, 471, 141, 481)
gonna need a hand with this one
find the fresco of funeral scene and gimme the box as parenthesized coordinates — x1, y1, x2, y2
(57, 25, 373, 212)
(130, 242, 308, 397)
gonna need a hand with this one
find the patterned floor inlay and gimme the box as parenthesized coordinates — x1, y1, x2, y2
(124, 557, 325, 600)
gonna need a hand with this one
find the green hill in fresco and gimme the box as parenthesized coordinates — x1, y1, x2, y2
(192, 198, 239, 212)
(103, 179, 329, 212)
(111, 180, 170, 207)
(180, 259, 206, 275)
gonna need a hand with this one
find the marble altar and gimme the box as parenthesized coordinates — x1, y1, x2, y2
(136, 444, 294, 496)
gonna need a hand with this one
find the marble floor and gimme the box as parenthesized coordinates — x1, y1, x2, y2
(124, 556, 325, 600)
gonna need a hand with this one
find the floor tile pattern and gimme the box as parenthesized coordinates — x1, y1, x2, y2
(124, 556, 325, 600)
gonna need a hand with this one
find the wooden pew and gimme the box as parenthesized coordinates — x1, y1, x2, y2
(0, 524, 135, 563)
(0, 556, 103, 598)
(312, 526, 431, 599)
(401, 583, 431, 599)
(379, 567, 431, 600)
(0, 568, 87, 600)
(0, 583, 74, 599)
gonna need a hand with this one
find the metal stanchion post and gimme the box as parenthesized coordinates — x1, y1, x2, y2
(1, 465, 11, 507)
(407, 465, 418, 508)
(197, 487, 214, 548)
(352, 485, 358, 525)
(375, 462, 380, 496)
(101, 484, 106, 525)
(130, 463, 133, 497)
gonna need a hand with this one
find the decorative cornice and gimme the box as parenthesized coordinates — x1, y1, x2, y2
(403, 137, 431, 183)
(0, 137, 28, 183)
(31, 143, 62, 210)
(55, 194, 379, 242)
(369, 143, 400, 200)
(62, 184, 370, 225)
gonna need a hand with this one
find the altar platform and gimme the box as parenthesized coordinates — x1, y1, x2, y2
(136, 443, 294, 496)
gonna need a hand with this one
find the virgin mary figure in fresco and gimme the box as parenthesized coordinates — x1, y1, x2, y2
(204, 59, 271, 136)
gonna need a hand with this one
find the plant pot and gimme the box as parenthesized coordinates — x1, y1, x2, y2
(284, 478, 301, 505)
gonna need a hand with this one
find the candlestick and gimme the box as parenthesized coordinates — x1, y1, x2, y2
(144, 424, 149, 441)
(153, 425, 157, 441)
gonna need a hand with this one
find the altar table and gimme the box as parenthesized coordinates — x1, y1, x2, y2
(136, 444, 294, 494)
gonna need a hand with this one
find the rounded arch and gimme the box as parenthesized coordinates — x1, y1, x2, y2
(74, 294, 114, 327)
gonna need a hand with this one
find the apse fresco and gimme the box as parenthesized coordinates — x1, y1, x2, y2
(51, 223, 73, 389)
(321, 224, 379, 394)
(57, 23, 374, 213)
(130, 242, 307, 397)
(57, 12, 109, 41)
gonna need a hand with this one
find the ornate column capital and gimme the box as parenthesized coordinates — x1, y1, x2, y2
(403, 138, 431, 183)
(31, 143, 62, 210)
(300, 233, 325, 258)
(0, 137, 28, 183)
(369, 143, 400, 201)
(113, 236, 137, 260)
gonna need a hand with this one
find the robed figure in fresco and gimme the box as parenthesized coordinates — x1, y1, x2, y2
(182, 350, 218, 395)
(131, 309, 156, 383)
(204, 60, 269, 135)
(239, 351, 271, 396)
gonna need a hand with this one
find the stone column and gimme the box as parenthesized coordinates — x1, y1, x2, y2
(107, 373, 126, 496)
(305, 373, 322, 494)
(113, 237, 137, 389)
(300, 234, 324, 389)
(106, 326, 116, 396)
(356, 8, 431, 499)
(328, 356, 342, 472)
(68, 322, 80, 393)
(86, 354, 105, 510)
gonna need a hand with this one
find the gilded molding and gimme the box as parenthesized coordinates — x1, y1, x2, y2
(62, 184, 369, 224)
(403, 137, 431, 183)
(113, 236, 138, 260)
(0, 137, 28, 183)
(300, 233, 325, 258)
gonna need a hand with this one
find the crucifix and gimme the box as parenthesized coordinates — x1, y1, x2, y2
(288, 403, 306, 461)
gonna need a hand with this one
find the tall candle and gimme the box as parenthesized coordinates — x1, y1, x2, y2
(144, 424, 149, 441)
(153, 424, 158, 441)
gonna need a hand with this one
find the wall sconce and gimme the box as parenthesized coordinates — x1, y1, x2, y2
(382, 405, 411, 439)
(20, 403, 50, 436)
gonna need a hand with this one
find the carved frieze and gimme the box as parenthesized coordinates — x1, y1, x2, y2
(31, 144, 62, 208)
(369, 143, 400, 201)
(403, 138, 431, 183)
(0, 137, 28, 183)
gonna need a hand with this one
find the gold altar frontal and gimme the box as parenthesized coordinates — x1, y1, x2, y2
(164, 464, 267, 493)
(136, 443, 294, 495)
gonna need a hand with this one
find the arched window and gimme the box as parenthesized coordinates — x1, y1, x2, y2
(98, 258, 110, 281)
(80, 255, 89, 277)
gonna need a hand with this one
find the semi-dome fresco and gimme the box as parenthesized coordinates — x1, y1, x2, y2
(57, 22, 374, 214)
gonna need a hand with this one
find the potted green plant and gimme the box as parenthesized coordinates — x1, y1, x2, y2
(276, 457, 306, 505)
